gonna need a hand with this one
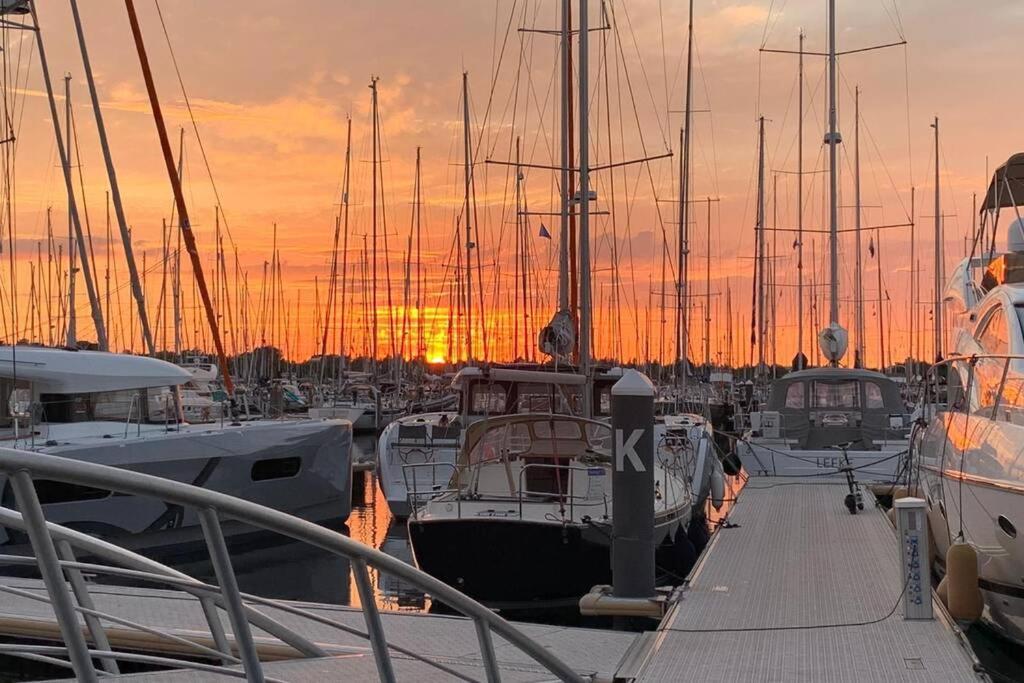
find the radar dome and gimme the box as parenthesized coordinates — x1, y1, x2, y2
(1009, 217, 1024, 253)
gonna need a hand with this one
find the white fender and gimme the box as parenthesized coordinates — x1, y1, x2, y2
(710, 463, 726, 511)
(691, 429, 712, 505)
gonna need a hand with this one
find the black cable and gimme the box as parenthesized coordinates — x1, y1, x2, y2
(668, 547, 916, 634)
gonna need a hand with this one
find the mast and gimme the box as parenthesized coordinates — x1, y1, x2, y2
(558, 0, 570, 315)
(932, 116, 942, 361)
(854, 86, 863, 367)
(124, 0, 232, 392)
(796, 29, 805, 368)
(578, 0, 593, 417)
(339, 116, 352, 376)
(677, 0, 695, 391)
(30, 4, 108, 350)
(826, 0, 841, 334)
(756, 116, 766, 373)
(704, 196, 711, 368)
(415, 145, 423, 360)
(462, 71, 474, 363)
(64, 74, 77, 348)
(70, 0, 153, 355)
(370, 77, 380, 377)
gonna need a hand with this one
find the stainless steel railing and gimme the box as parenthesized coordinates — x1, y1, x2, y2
(0, 447, 589, 683)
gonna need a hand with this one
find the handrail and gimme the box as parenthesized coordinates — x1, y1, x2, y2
(0, 447, 588, 682)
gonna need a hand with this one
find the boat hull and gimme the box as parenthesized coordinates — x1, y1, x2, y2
(737, 438, 907, 483)
(918, 412, 1024, 645)
(0, 419, 353, 555)
(409, 511, 692, 607)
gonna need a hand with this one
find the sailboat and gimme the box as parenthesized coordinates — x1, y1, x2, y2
(736, 0, 911, 493)
(914, 152, 1024, 645)
(405, 0, 722, 606)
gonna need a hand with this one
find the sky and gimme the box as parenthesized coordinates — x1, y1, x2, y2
(3, 0, 1023, 367)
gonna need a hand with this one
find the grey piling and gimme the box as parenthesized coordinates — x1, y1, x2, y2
(611, 369, 656, 600)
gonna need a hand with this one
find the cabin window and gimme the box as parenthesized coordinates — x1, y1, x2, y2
(978, 307, 1009, 355)
(810, 381, 860, 409)
(33, 480, 111, 505)
(470, 383, 507, 414)
(534, 419, 582, 440)
(784, 382, 805, 409)
(864, 382, 885, 409)
(595, 386, 612, 416)
(251, 456, 301, 481)
(515, 383, 552, 413)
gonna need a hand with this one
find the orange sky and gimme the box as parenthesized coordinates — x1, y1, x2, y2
(3, 0, 1023, 368)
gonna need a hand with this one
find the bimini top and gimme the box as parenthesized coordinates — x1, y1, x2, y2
(981, 152, 1024, 212)
(0, 346, 191, 394)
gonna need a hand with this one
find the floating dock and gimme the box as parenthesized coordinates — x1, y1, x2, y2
(0, 576, 633, 682)
(0, 480, 992, 681)
(628, 479, 986, 682)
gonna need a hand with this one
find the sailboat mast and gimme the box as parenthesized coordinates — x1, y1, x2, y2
(578, 0, 593, 416)
(370, 77, 380, 376)
(124, 0, 232, 391)
(558, 0, 571, 315)
(796, 29, 805, 368)
(932, 116, 942, 361)
(854, 86, 863, 367)
(826, 0, 841, 331)
(756, 116, 766, 372)
(462, 71, 474, 363)
(704, 196, 711, 368)
(70, 0, 153, 355)
(678, 0, 695, 391)
(31, 5, 108, 351)
(64, 74, 77, 348)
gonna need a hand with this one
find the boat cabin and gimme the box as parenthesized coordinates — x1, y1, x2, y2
(755, 367, 908, 450)
(0, 346, 191, 433)
(451, 365, 622, 422)
(451, 414, 612, 509)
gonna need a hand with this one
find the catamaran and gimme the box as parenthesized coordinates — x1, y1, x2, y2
(0, 345, 353, 556)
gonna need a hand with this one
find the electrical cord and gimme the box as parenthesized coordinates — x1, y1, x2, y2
(667, 546, 917, 634)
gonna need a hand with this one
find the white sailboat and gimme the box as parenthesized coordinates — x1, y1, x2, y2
(736, 0, 911, 492)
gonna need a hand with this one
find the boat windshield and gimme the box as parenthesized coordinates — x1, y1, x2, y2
(38, 387, 183, 424)
(466, 418, 611, 467)
(810, 380, 860, 409)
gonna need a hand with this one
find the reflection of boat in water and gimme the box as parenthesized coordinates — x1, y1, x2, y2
(376, 521, 428, 611)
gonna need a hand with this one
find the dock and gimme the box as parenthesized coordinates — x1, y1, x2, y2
(629, 479, 986, 682)
(0, 577, 634, 682)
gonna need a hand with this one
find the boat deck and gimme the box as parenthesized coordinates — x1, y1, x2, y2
(633, 479, 985, 682)
(0, 577, 634, 681)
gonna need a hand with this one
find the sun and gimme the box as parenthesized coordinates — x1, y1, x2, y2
(427, 354, 446, 365)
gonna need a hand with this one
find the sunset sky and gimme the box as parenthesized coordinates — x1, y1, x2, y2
(3, 0, 1022, 367)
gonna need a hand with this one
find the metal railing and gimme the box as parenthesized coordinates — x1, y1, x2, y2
(403, 461, 461, 517)
(0, 447, 589, 683)
(516, 462, 605, 522)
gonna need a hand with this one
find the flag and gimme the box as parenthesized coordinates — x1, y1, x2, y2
(538, 223, 551, 239)
(868, 236, 875, 257)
